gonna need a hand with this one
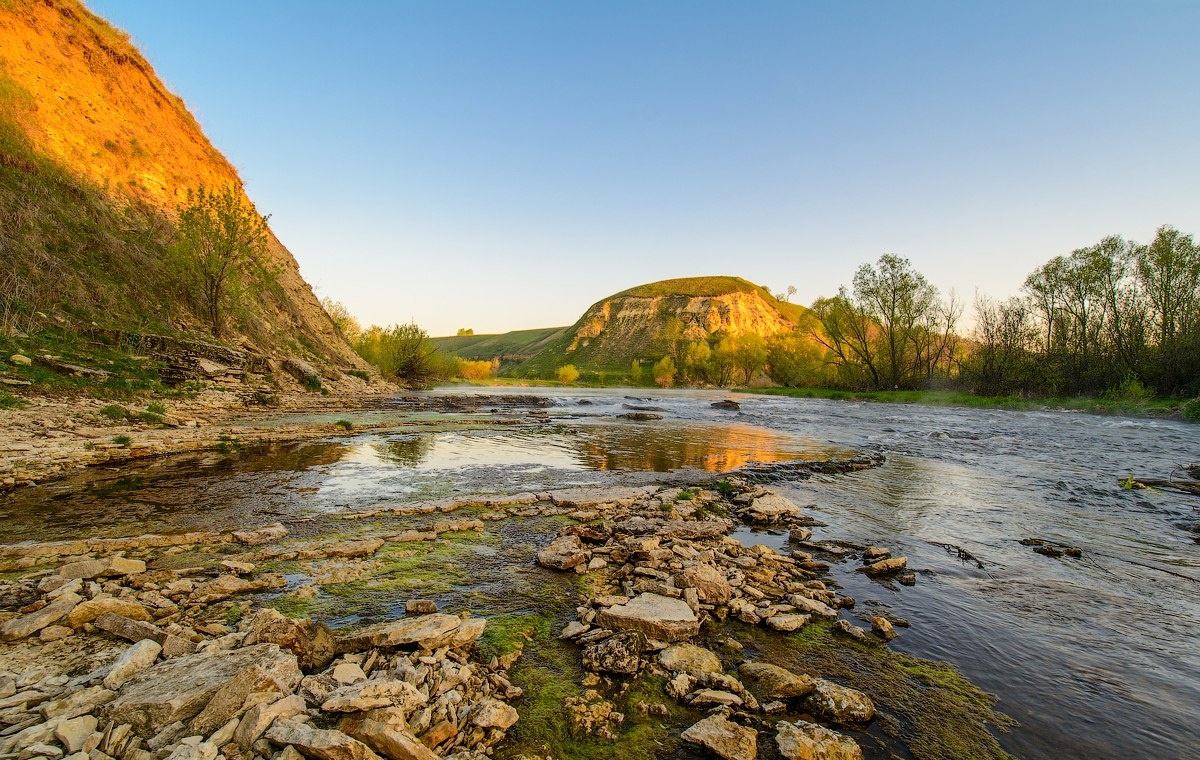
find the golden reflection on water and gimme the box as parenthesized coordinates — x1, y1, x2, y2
(357, 422, 832, 473)
(569, 422, 835, 472)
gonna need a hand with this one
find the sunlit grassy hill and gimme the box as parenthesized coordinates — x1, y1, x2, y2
(0, 0, 357, 366)
(433, 276, 813, 378)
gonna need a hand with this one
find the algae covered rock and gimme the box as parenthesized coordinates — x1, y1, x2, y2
(681, 713, 757, 760)
(738, 661, 816, 700)
(658, 643, 722, 677)
(582, 631, 644, 675)
(804, 679, 876, 725)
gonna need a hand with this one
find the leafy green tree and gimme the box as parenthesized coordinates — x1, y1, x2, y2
(169, 185, 272, 338)
(709, 337, 739, 387)
(1136, 225, 1200, 393)
(456, 327, 475, 336)
(680, 340, 713, 384)
(765, 333, 826, 387)
(630, 359, 643, 384)
(321, 297, 360, 341)
(353, 322, 444, 388)
(653, 356, 676, 388)
(557, 364, 580, 384)
(812, 255, 958, 389)
(730, 333, 768, 385)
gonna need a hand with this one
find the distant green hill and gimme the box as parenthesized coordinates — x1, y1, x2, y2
(433, 327, 569, 362)
(433, 276, 812, 379)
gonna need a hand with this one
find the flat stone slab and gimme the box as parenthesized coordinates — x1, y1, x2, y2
(337, 614, 482, 653)
(595, 592, 699, 642)
(742, 493, 804, 522)
(103, 643, 301, 735)
(542, 486, 658, 509)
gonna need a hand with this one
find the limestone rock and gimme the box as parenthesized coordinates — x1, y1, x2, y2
(0, 593, 80, 641)
(342, 716, 440, 760)
(405, 600, 437, 615)
(233, 694, 306, 750)
(594, 593, 699, 642)
(265, 718, 382, 760)
(689, 689, 744, 708)
(858, 557, 907, 577)
(39, 685, 115, 720)
(93, 612, 166, 644)
(471, 697, 519, 729)
(191, 574, 270, 603)
(53, 715, 97, 754)
(775, 720, 863, 760)
(658, 643, 722, 678)
(835, 620, 868, 642)
(103, 639, 162, 689)
(232, 522, 289, 546)
(57, 556, 145, 579)
(871, 617, 896, 641)
(67, 598, 151, 628)
(189, 662, 292, 735)
(804, 679, 876, 725)
(675, 563, 732, 605)
(787, 595, 838, 619)
(680, 714, 757, 760)
(559, 621, 589, 640)
(536, 535, 590, 571)
(104, 643, 302, 736)
(164, 742, 217, 760)
(738, 662, 816, 700)
(742, 493, 804, 524)
(765, 613, 811, 632)
(582, 631, 644, 675)
(448, 616, 487, 647)
(38, 624, 73, 642)
(244, 608, 336, 672)
(337, 614, 478, 653)
(322, 679, 427, 714)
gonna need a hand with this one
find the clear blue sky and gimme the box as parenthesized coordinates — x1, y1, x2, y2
(89, 0, 1200, 336)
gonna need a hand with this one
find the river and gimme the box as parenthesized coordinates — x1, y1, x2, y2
(2, 388, 1197, 759)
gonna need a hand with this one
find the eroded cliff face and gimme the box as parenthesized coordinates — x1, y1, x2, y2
(0, 0, 360, 366)
(569, 291, 799, 357)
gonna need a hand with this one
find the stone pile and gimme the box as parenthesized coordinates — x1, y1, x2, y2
(536, 481, 906, 760)
(0, 554, 518, 760)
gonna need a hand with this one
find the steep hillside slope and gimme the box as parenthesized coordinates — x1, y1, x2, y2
(0, 0, 359, 367)
(435, 276, 815, 377)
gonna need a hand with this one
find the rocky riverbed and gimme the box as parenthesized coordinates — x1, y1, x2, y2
(0, 453, 1018, 760)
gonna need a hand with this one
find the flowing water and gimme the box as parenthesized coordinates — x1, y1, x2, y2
(3, 388, 1198, 759)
